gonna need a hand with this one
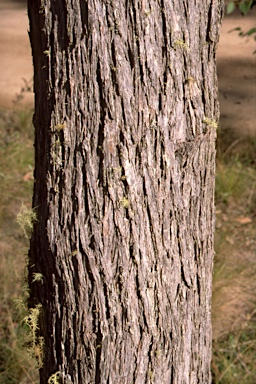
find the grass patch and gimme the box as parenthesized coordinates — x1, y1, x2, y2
(0, 109, 34, 228)
(215, 161, 255, 207)
(212, 311, 256, 383)
(0, 108, 39, 383)
(212, 127, 256, 383)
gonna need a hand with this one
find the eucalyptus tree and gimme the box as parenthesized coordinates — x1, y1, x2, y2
(27, 1, 224, 383)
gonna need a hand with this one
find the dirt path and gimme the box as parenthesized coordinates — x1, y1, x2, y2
(0, 0, 255, 134)
(217, 10, 256, 137)
(0, 0, 33, 108)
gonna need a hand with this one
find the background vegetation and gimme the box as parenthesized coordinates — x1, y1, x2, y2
(0, 107, 38, 383)
(226, 0, 256, 51)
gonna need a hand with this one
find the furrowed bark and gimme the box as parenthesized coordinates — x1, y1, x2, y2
(28, 0, 224, 383)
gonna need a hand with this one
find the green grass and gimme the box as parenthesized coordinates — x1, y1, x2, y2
(0, 109, 34, 225)
(215, 161, 253, 205)
(212, 318, 256, 383)
(212, 128, 256, 383)
(0, 108, 39, 384)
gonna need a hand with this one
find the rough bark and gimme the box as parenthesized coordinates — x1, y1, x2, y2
(28, 0, 224, 383)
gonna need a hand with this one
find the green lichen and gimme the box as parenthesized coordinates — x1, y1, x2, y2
(203, 117, 218, 129)
(120, 197, 130, 209)
(48, 371, 61, 384)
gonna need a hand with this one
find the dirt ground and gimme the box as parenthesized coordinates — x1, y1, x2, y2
(0, 0, 255, 135)
(0, 0, 33, 108)
(217, 9, 256, 137)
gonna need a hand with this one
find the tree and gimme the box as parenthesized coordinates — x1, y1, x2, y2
(226, 0, 256, 52)
(27, 1, 224, 383)
(226, 0, 256, 15)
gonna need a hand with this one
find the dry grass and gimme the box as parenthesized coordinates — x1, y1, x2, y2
(212, 128, 256, 383)
(0, 108, 39, 384)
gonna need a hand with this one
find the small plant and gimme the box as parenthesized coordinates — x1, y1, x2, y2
(17, 203, 38, 238)
(12, 77, 33, 105)
(212, 312, 256, 383)
(23, 304, 44, 368)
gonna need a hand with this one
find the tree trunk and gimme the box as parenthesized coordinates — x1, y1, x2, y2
(27, 0, 224, 383)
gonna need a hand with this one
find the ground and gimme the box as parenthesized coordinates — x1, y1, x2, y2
(217, 9, 256, 137)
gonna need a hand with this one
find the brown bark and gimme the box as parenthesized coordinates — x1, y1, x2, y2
(28, 0, 224, 383)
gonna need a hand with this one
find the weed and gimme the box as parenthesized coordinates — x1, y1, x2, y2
(0, 246, 39, 383)
(12, 78, 33, 106)
(16, 203, 37, 239)
(212, 311, 256, 383)
(215, 161, 251, 205)
(23, 304, 44, 368)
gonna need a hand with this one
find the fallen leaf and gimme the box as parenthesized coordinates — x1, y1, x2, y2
(22, 172, 33, 181)
(234, 217, 252, 224)
(226, 236, 235, 245)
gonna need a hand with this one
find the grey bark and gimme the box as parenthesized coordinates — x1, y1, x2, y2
(27, 0, 224, 383)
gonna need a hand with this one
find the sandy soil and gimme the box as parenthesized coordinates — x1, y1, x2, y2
(217, 10, 256, 136)
(0, 0, 33, 108)
(0, 0, 255, 134)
